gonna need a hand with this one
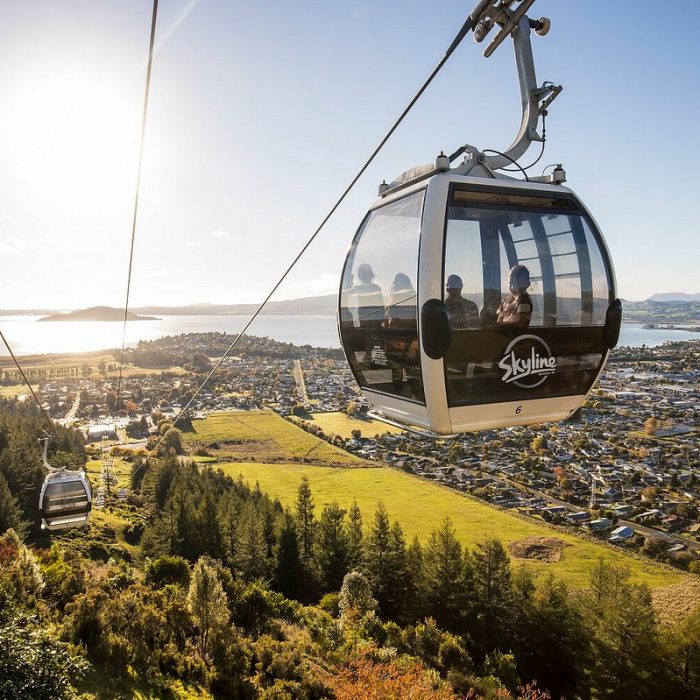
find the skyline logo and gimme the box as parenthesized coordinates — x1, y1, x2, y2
(498, 334, 557, 388)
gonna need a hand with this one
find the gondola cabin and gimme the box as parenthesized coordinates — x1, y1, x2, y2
(339, 173, 621, 435)
(39, 470, 92, 531)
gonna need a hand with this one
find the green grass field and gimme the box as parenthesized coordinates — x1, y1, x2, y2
(221, 462, 682, 590)
(0, 385, 28, 397)
(308, 411, 404, 439)
(185, 410, 365, 466)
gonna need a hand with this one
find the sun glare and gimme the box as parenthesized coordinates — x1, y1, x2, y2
(0, 61, 143, 214)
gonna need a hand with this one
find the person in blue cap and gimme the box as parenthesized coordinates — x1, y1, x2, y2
(445, 274, 479, 329)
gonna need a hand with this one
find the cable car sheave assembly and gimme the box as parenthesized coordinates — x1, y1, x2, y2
(339, 0, 622, 436)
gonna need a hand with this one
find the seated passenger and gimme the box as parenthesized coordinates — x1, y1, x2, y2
(353, 263, 385, 328)
(444, 274, 479, 329)
(383, 273, 419, 396)
(496, 264, 533, 327)
(385, 273, 416, 329)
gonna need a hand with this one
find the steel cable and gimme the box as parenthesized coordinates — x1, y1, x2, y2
(135, 10, 478, 476)
(0, 328, 60, 443)
(116, 0, 160, 409)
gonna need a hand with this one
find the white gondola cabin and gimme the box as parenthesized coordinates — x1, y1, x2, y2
(39, 470, 92, 530)
(339, 175, 621, 435)
(38, 437, 92, 530)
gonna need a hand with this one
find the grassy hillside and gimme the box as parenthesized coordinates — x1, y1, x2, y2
(223, 462, 682, 590)
(185, 410, 365, 466)
(308, 411, 404, 439)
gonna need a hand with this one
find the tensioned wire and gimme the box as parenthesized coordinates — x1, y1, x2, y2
(137, 8, 480, 476)
(116, 0, 160, 410)
(0, 328, 60, 443)
(0, 0, 159, 461)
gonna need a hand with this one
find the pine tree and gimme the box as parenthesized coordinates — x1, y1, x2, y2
(196, 488, 223, 560)
(585, 561, 667, 699)
(0, 472, 25, 535)
(294, 476, 315, 564)
(259, 498, 278, 559)
(383, 520, 409, 621)
(518, 573, 589, 698)
(347, 499, 364, 571)
(316, 501, 350, 593)
(364, 502, 393, 615)
(235, 503, 271, 582)
(467, 537, 514, 653)
(273, 511, 306, 601)
(188, 556, 230, 659)
(422, 516, 465, 630)
(406, 535, 426, 622)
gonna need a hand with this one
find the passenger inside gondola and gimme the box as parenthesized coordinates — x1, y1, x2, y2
(496, 264, 533, 327)
(383, 273, 419, 396)
(353, 263, 385, 328)
(444, 274, 479, 329)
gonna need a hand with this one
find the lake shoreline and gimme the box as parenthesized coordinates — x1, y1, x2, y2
(0, 315, 698, 358)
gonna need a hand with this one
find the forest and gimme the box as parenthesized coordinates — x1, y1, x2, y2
(1, 397, 699, 699)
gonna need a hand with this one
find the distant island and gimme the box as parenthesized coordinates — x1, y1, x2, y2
(132, 294, 339, 316)
(6, 292, 699, 324)
(38, 306, 159, 322)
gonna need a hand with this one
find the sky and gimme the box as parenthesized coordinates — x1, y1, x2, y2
(0, 0, 698, 309)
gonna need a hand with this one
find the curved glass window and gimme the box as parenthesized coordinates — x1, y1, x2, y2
(443, 185, 613, 407)
(340, 191, 425, 403)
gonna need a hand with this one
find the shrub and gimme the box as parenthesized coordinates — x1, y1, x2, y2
(145, 555, 191, 588)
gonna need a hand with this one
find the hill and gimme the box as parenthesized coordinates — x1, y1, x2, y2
(623, 299, 700, 324)
(38, 306, 159, 322)
(133, 293, 337, 316)
(648, 292, 700, 302)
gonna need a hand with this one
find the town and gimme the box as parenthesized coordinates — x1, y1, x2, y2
(2, 334, 698, 571)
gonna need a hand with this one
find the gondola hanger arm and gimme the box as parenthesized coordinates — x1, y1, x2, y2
(39, 433, 59, 474)
(460, 0, 562, 174)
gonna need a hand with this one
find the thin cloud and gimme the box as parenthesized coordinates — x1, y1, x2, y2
(210, 229, 233, 240)
(0, 235, 36, 255)
(284, 273, 340, 297)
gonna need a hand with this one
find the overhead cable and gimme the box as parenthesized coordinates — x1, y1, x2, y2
(0, 328, 60, 443)
(116, 0, 160, 409)
(138, 9, 478, 472)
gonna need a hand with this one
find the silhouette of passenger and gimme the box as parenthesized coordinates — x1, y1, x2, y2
(445, 274, 479, 329)
(385, 273, 416, 329)
(383, 273, 418, 396)
(353, 263, 385, 327)
(340, 271, 355, 327)
(497, 264, 533, 327)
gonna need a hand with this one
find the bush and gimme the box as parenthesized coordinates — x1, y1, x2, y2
(318, 592, 340, 617)
(123, 521, 144, 545)
(0, 614, 89, 699)
(145, 555, 191, 588)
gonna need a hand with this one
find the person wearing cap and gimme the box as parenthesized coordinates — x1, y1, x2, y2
(496, 264, 533, 327)
(444, 274, 479, 329)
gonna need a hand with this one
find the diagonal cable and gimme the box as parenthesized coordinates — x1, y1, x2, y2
(116, 0, 160, 410)
(136, 10, 477, 475)
(0, 328, 60, 443)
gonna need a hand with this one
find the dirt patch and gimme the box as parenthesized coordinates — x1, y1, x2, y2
(508, 536, 570, 562)
(651, 575, 700, 625)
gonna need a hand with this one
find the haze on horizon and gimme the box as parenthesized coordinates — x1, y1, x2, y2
(0, 0, 698, 311)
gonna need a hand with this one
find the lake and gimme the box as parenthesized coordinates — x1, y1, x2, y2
(0, 314, 696, 357)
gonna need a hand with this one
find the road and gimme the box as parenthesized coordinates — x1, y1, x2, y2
(292, 360, 309, 403)
(61, 392, 81, 425)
